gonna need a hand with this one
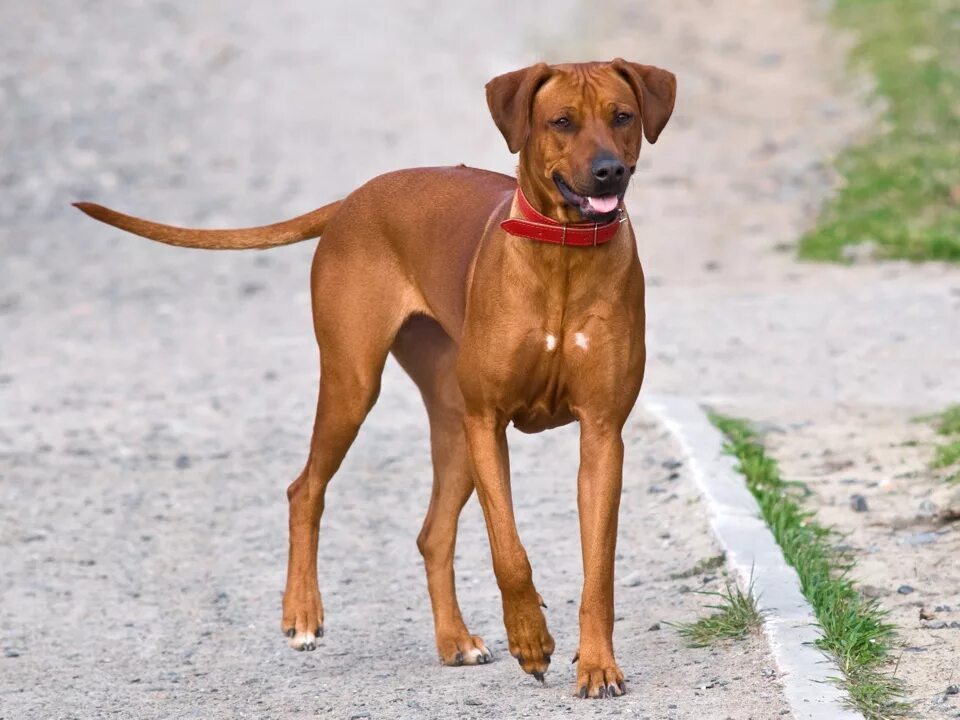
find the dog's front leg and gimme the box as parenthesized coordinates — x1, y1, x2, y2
(463, 412, 555, 681)
(574, 417, 626, 698)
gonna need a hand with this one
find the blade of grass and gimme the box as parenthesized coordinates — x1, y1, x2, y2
(923, 404, 960, 481)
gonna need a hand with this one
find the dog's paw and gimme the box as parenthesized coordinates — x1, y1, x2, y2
(438, 633, 493, 666)
(281, 586, 324, 651)
(574, 658, 625, 699)
(504, 602, 555, 681)
(285, 626, 324, 651)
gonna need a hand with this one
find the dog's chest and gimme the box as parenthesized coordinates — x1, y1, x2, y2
(459, 230, 645, 428)
(476, 301, 634, 433)
(507, 328, 586, 433)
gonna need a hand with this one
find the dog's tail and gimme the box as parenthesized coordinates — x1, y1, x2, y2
(72, 199, 343, 250)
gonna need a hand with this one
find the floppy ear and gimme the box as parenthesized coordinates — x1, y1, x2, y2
(485, 63, 554, 153)
(611, 59, 677, 144)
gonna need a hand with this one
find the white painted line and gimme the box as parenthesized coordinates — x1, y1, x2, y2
(643, 394, 863, 720)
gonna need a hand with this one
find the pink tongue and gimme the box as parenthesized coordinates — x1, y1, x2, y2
(586, 196, 619, 214)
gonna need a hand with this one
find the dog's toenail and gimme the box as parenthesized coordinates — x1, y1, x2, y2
(578, 686, 588, 699)
(316, 627, 323, 637)
(454, 652, 463, 665)
(532, 671, 545, 684)
(285, 628, 295, 638)
(618, 681, 626, 694)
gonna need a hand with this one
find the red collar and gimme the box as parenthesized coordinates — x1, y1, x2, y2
(500, 189, 625, 246)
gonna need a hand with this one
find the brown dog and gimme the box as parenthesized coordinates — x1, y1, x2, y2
(75, 59, 676, 698)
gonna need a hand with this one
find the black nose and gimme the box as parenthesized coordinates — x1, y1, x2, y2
(591, 154, 626, 184)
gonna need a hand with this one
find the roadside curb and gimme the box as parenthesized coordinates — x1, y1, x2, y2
(643, 395, 863, 720)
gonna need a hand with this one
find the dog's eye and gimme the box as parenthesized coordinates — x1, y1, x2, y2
(551, 117, 572, 130)
(614, 112, 634, 127)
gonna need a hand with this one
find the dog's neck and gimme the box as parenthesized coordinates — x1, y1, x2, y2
(516, 176, 573, 224)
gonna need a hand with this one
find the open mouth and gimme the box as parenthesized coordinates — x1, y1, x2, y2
(552, 174, 622, 220)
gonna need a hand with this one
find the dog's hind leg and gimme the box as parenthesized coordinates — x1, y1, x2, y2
(282, 242, 416, 651)
(391, 316, 492, 666)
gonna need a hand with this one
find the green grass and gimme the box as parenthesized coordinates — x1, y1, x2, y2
(800, 0, 960, 262)
(930, 404, 960, 480)
(711, 414, 907, 719)
(672, 579, 763, 648)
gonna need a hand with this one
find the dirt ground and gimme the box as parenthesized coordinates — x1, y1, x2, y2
(2, 0, 957, 718)
(759, 410, 960, 717)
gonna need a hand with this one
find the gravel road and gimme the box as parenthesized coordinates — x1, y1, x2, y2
(9, 0, 956, 715)
(0, 1, 799, 719)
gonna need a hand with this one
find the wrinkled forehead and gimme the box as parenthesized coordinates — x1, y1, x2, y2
(533, 64, 637, 117)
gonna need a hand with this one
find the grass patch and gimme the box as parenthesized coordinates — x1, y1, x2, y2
(711, 414, 907, 719)
(929, 404, 960, 480)
(799, 0, 960, 262)
(672, 579, 763, 648)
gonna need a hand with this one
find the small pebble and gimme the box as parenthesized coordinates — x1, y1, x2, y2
(239, 282, 264, 297)
(648, 623, 661, 631)
(924, 620, 948, 629)
(901, 531, 938, 546)
(849, 494, 869, 512)
(757, 52, 783, 67)
(897, 585, 914, 595)
(175, 454, 191, 470)
(945, 685, 959, 696)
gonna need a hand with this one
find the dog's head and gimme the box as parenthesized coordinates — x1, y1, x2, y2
(486, 60, 676, 223)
